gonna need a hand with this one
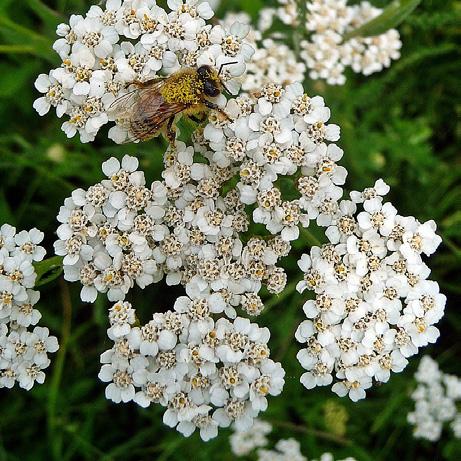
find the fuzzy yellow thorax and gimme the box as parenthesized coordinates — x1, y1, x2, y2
(160, 72, 204, 105)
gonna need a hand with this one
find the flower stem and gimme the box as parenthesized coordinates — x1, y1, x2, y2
(293, 0, 308, 58)
(300, 226, 322, 247)
(47, 278, 72, 461)
(269, 419, 350, 445)
(264, 279, 299, 310)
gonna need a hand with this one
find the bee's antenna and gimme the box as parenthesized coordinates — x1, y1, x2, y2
(221, 82, 232, 95)
(218, 61, 239, 76)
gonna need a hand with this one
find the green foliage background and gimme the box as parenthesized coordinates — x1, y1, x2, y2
(0, 1, 460, 460)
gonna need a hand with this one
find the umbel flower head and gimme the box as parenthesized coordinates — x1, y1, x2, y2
(0, 225, 59, 390)
(99, 302, 285, 440)
(229, 418, 358, 461)
(258, 0, 402, 85)
(408, 355, 461, 441)
(33, 0, 254, 143)
(295, 181, 445, 401)
(196, 81, 345, 241)
(54, 77, 446, 419)
(54, 153, 290, 309)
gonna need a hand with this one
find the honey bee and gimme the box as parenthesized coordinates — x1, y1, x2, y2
(108, 62, 238, 144)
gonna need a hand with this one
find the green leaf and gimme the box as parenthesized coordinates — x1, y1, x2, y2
(343, 0, 422, 40)
(34, 255, 64, 287)
(26, 0, 63, 27)
(0, 190, 14, 224)
(0, 44, 37, 54)
(0, 15, 55, 61)
(0, 61, 39, 98)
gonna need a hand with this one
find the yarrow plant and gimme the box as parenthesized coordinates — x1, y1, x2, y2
(295, 182, 444, 401)
(220, 11, 307, 93)
(32, 0, 403, 144)
(25, 0, 449, 448)
(0, 225, 59, 390)
(408, 355, 461, 441)
(34, 0, 254, 143)
(100, 304, 284, 440)
(54, 152, 291, 306)
(230, 419, 358, 461)
(258, 0, 402, 85)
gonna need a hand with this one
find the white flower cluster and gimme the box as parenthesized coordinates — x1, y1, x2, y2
(99, 302, 284, 440)
(230, 419, 272, 456)
(296, 181, 445, 401)
(55, 153, 291, 308)
(221, 12, 306, 93)
(408, 355, 461, 441)
(230, 419, 357, 461)
(33, 0, 253, 143)
(0, 225, 59, 390)
(258, 0, 401, 85)
(259, 0, 299, 29)
(200, 81, 345, 241)
(54, 155, 165, 302)
(258, 439, 307, 461)
(300, 0, 402, 84)
(56, 150, 290, 437)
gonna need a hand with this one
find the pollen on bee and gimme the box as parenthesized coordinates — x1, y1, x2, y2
(161, 72, 204, 105)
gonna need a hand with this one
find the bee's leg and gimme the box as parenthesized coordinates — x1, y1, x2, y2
(166, 116, 177, 145)
(203, 100, 231, 121)
(188, 113, 208, 124)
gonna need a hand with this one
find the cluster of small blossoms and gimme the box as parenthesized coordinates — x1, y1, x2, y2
(230, 419, 357, 461)
(99, 302, 285, 440)
(230, 419, 272, 456)
(55, 152, 291, 309)
(300, 0, 402, 84)
(259, 0, 299, 29)
(33, 0, 254, 143)
(258, 0, 401, 85)
(161, 140, 293, 299)
(221, 12, 306, 93)
(0, 225, 59, 390)
(258, 445, 357, 461)
(408, 355, 461, 441)
(295, 180, 445, 401)
(198, 81, 344, 241)
(54, 155, 166, 302)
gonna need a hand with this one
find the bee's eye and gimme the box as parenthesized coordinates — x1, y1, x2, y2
(204, 80, 220, 97)
(197, 65, 210, 79)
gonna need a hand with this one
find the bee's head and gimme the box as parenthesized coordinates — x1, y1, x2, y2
(197, 65, 221, 97)
(197, 61, 239, 97)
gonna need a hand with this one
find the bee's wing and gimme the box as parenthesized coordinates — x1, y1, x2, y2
(107, 90, 139, 120)
(107, 78, 167, 120)
(109, 78, 188, 143)
(127, 95, 187, 142)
